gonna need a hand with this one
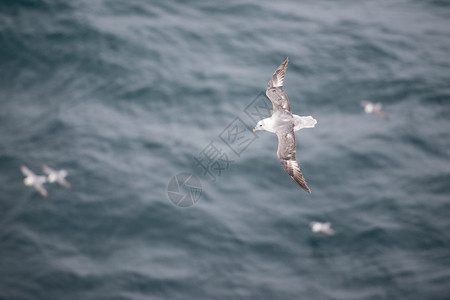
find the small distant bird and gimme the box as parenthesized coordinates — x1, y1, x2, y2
(309, 221, 335, 235)
(21, 165, 49, 198)
(42, 165, 72, 189)
(360, 100, 389, 121)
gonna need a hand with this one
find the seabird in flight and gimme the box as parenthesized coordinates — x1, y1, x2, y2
(253, 58, 317, 193)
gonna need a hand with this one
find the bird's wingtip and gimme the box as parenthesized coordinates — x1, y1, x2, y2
(299, 182, 311, 193)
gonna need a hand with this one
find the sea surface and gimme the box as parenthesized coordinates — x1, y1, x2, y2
(1, 0, 450, 299)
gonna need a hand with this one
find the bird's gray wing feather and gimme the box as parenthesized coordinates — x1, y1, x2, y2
(374, 107, 389, 121)
(58, 178, 72, 189)
(360, 100, 370, 107)
(35, 183, 49, 198)
(21, 165, 35, 177)
(266, 57, 292, 113)
(42, 164, 55, 175)
(276, 130, 311, 193)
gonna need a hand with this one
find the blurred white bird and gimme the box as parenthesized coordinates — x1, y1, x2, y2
(360, 100, 389, 121)
(309, 221, 335, 235)
(42, 165, 72, 189)
(21, 165, 49, 198)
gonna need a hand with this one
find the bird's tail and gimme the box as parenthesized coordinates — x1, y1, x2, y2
(293, 115, 317, 130)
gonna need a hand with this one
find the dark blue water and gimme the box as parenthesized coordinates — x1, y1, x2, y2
(1, 1, 450, 299)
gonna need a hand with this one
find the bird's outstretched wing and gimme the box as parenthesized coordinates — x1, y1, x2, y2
(266, 57, 291, 113)
(360, 100, 370, 108)
(276, 130, 311, 193)
(35, 183, 49, 198)
(42, 164, 55, 175)
(374, 105, 389, 121)
(21, 165, 35, 177)
(58, 178, 72, 189)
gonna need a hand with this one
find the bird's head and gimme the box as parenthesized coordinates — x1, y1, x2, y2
(252, 120, 265, 132)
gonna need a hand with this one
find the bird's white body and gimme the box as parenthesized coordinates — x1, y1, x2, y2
(360, 100, 389, 120)
(255, 112, 317, 133)
(42, 165, 72, 189)
(24, 175, 47, 186)
(47, 170, 68, 183)
(21, 165, 49, 198)
(310, 221, 335, 235)
(364, 102, 375, 113)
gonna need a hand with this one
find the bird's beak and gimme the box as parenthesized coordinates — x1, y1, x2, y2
(252, 128, 256, 132)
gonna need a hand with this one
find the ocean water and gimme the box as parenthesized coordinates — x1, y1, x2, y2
(1, 0, 450, 299)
